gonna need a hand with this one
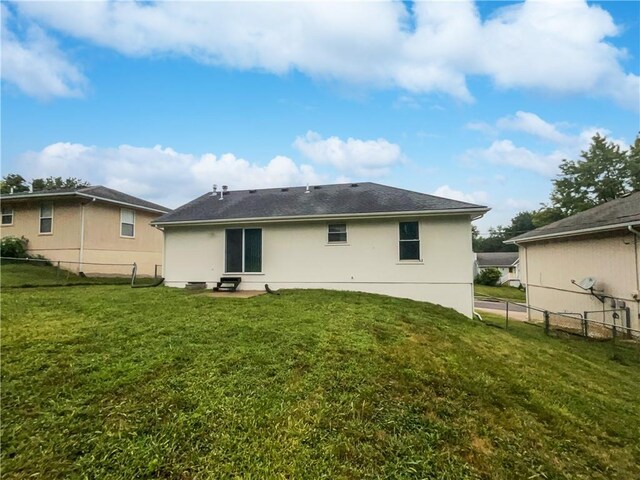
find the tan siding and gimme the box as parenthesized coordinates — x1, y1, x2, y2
(519, 231, 640, 330)
(0, 199, 82, 255)
(1, 198, 164, 276)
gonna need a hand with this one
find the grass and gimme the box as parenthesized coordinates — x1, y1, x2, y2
(2, 282, 639, 478)
(474, 284, 526, 302)
(1, 262, 142, 288)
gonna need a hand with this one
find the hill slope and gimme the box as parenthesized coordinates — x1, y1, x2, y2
(2, 286, 639, 479)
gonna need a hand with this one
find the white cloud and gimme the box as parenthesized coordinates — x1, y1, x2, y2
(19, 143, 324, 208)
(8, 0, 638, 106)
(1, 4, 86, 99)
(468, 139, 565, 176)
(466, 111, 628, 176)
(433, 185, 488, 205)
(496, 111, 570, 144)
(293, 131, 402, 177)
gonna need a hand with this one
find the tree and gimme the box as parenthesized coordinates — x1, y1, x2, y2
(547, 133, 637, 218)
(473, 211, 537, 252)
(628, 135, 640, 192)
(0, 174, 30, 194)
(31, 176, 90, 192)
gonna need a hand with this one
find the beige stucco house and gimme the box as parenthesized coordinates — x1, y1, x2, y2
(506, 191, 640, 332)
(152, 183, 489, 317)
(0, 186, 170, 276)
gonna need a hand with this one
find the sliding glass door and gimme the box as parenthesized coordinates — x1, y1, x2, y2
(225, 228, 262, 273)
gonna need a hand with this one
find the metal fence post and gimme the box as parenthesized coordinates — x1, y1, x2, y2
(505, 301, 509, 330)
(544, 311, 550, 335)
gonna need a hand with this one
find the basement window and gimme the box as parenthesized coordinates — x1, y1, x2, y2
(120, 208, 135, 238)
(39, 203, 53, 234)
(327, 223, 347, 243)
(1, 206, 13, 225)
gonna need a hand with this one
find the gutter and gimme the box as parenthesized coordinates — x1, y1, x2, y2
(152, 207, 491, 227)
(505, 221, 640, 244)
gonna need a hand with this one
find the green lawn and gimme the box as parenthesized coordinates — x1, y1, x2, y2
(1, 262, 140, 288)
(2, 283, 639, 479)
(474, 284, 526, 302)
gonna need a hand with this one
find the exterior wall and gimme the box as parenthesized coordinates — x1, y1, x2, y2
(519, 230, 640, 331)
(163, 215, 476, 317)
(1, 199, 164, 276)
(0, 199, 82, 265)
(81, 202, 164, 276)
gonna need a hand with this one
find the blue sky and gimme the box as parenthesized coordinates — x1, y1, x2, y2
(2, 1, 639, 232)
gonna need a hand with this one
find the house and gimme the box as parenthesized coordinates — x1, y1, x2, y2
(152, 183, 489, 317)
(473, 252, 520, 286)
(0, 185, 170, 276)
(506, 191, 640, 332)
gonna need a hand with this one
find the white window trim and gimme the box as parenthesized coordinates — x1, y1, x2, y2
(398, 220, 422, 263)
(224, 227, 263, 274)
(1, 206, 14, 226)
(39, 203, 54, 235)
(120, 208, 136, 238)
(327, 223, 348, 244)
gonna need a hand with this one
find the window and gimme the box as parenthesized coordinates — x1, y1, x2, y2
(328, 223, 347, 243)
(121, 209, 135, 237)
(1, 206, 13, 225)
(225, 228, 262, 273)
(508, 267, 515, 274)
(399, 221, 420, 261)
(39, 203, 53, 234)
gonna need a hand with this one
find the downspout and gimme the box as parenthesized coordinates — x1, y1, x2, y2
(517, 241, 531, 322)
(79, 199, 95, 273)
(628, 225, 640, 329)
(629, 225, 640, 303)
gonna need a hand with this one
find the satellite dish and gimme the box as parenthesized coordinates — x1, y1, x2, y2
(577, 277, 597, 290)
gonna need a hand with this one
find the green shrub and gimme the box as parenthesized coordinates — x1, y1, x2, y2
(1, 236, 28, 259)
(475, 267, 502, 286)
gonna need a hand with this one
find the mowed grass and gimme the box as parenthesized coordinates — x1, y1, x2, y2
(1, 262, 140, 288)
(474, 284, 526, 302)
(2, 285, 639, 479)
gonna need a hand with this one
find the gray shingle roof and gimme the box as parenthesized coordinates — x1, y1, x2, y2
(0, 185, 170, 213)
(476, 252, 519, 267)
(153, 182, 488, 224)
(507, 191, 640, 243)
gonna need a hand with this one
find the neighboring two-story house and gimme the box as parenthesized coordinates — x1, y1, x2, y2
(0, 186, 170, 276)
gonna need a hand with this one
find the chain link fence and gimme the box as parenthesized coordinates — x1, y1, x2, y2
(475, 294, 638, 338)
(1, 256, 162, 288)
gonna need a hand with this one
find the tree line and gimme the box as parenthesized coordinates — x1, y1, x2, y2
(0, 174, 89, 194)
(474, 133, 639, 252)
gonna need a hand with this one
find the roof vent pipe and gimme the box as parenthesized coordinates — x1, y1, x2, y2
(305, 184, 310, 194)
(211, 184, 217, 196)
(222, 185, 228, 192)
(219, 189, 224, 200)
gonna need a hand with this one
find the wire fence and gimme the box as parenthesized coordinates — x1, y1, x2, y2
(474, 294, 640, 353)
(1, 256, 162, 288)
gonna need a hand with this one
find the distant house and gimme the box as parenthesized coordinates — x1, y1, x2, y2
(152, 182, 489, 317)
(474, 252, 520, 286)
(0, 186, 170, 276)
(506, 191, 640, 332)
